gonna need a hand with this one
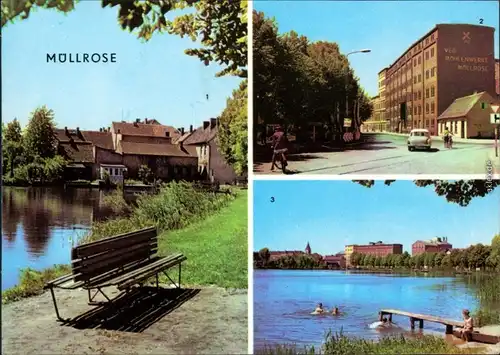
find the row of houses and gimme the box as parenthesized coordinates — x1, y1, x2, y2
(56, 118, 239, 184)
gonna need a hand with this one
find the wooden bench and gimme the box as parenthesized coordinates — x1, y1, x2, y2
(44, 227, 186, 322)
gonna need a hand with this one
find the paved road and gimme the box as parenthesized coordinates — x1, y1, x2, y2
(254, 134, 500, 175)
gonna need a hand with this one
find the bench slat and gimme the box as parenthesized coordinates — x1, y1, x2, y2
(117, 255, 187, 290)
(74, 227, 156, 258)
(72, 240, 157, 271)
(74, 249, 156, 282)
(106, 253, 184, 286)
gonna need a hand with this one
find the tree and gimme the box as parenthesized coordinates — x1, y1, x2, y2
(2, 0, 247, 78)
(138, 165, 154, 184)
(24, 106, 57, 160)
(258, 248, 271, 267)
(353, 180, 499, 207)
(2, 119, 24, 177)
(252, 10, 373, 142)
(217, 80, 248, 175)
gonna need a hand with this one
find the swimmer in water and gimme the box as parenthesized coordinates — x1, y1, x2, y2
(332, 306, 340, 315)
(313, 303, 324, 314)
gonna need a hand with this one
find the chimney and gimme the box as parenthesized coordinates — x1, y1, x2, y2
(203, 121, 210, 130)
(107, 126, 110, 132)
(117, 129, 121, 134)
(64, 126, 69, 136)
(210, 118, 217, 128)
(76, 127, 81, 136)
(136, 118, 140, 123)
(165, 131, 170, 137)
(144, 118, 148, 124)
(190, 125, 193, 133)
(181, 127, 185, 135)
(99, 128, 103, 132)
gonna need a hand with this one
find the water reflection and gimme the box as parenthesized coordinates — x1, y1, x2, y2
(1, 187, 138, 290)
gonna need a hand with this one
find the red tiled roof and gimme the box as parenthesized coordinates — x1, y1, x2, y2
(119, 141, 197, 158)
(183, 125, 217, 145)
(82, 131, 113, 150)
(58, 142, 94, 163)
(54, 129, 113, 150)
(112, 122, 180, 139)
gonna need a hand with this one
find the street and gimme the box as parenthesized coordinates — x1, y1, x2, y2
(254, 134, 500, 175)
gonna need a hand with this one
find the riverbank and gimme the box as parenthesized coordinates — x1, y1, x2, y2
(257, 332, 499, 354)
(2, 184, 247, 304)
(2, 285, 247, 354)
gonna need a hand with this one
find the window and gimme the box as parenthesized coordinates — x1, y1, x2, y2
(431, 34, 435, 41)
(431, 67, 435, 77)
(414, 106, 417, 114)
(426, 88, 429, 98)
(418, 57, 421, 65)
(418, 74, 421, 82)
(426, 70, 429, 79)
(414, 76, 417, 84)
(431, 47, 435, 57)
(431, 86, 435, 97)
(431, 102, 435, 114)
(414, 92, 417, 100)
(115, 168, 119, 176)
(414, 59, 417, 67)
(418, 91, 422, 100)
(425, 51, 429, 60)
(426, 103, 429, 114)
(481, 102, 486, 109)
(418, 105, 422, 115)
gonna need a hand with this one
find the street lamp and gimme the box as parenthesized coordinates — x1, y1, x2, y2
(345, 49, 371, 134)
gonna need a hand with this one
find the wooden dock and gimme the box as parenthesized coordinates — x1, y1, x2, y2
(379, 309, 462, 334)
(380, 309, 500, 344)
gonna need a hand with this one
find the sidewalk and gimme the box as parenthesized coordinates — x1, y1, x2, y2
(373, 131, 496, 145)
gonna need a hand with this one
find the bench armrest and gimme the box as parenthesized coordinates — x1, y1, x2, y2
(44, 273, 74, 290)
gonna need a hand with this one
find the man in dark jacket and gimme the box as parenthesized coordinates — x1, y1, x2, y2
(270, 125, 288, 171)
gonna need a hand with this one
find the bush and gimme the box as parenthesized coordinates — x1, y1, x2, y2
(43, 156, 66, 183)
(138, 165, 154, 184)
(80, 181, 235, 244)
(101, 187, 132, 216)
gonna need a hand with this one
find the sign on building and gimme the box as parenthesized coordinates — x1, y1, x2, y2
(491, 113, 500, 125)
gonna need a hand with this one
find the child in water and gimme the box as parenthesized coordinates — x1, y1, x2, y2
(332, 306, 340, 315)
(313, 303, 324, 314)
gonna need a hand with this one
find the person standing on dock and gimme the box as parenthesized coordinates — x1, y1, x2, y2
(459, 309, 474, 341)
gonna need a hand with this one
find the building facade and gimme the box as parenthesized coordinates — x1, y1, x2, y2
(345, 242, 403, 266)
(382, 24, 496, 135)
(496, 59, 500, 95)
(324, 254, 346, 269)
(183, 118, 238, 184)
(362, 69, 389, 132)
(412, 237, 453, 255)
(437, 91, 499, 138)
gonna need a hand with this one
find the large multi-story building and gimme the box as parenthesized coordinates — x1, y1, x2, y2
(382, 24, 496, 135)
(345, 242, 403, 266)
(496, 58, 500, 95)
(412, 237, 453, 255)
(362, 69, 388, 132)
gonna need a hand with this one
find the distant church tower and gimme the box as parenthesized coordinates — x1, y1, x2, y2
(305, 242, 311, 255)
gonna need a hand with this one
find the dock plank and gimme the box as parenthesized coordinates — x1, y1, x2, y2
(380, 309, 463, 327)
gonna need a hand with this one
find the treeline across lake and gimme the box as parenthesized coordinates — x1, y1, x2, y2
(254, 249, 328, 269)
(350, 236, 500, 272)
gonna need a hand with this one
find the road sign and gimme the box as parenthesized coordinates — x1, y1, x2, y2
(492, 104, 500, 114)
(490, 113, 500, 124)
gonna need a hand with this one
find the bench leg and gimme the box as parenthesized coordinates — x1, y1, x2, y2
(178, 262, 182, 289)
(49, 287, 69, 322)
(87, 287, 112, 306)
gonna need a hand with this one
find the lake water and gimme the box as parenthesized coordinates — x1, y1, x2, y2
(254, 269, 479, 350)
(1, 187, 137, 290)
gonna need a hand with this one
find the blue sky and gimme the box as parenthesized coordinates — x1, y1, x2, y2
(253, 180, 500, 254)
(255, 0, 500, 97)
(2, 2, 242, 130)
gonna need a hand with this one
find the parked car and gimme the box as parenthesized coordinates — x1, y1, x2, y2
(407, 129, 432, 151)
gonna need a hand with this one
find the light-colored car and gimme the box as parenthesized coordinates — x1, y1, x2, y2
(407, 129, 431, 151)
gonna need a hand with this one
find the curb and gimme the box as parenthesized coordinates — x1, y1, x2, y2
(370, 132, 495, 145)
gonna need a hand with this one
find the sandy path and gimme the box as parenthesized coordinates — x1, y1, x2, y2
(2, 286, 248, 354)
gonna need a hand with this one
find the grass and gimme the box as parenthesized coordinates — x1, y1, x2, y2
(2, 265, 72, 304)
(157, 189, 247, 289)
(257, 332, 483, 355)
(2, 182, 247, 304)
